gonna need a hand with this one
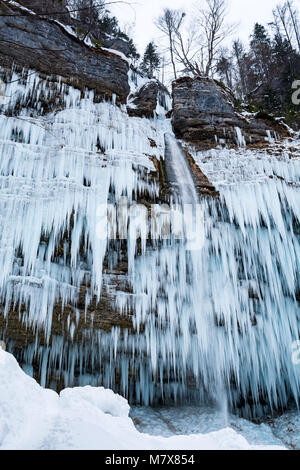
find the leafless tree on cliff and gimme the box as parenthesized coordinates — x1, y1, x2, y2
(71, 0, 106, 39)
(273, 3, 294, 49)
(155, 0, 236, 79)
(156, 8, 204, 78)
(272, 1, 300, 53)
(155, 9, 182, 80)
(216, 47, 233, 89)
(194, 0, 237, 76)
(286, 0, 300, 52)
(232, 39, 248, 96)
(172, 13, 204, 77)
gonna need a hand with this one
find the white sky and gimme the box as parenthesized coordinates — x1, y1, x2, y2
(111, 0, 279, 54)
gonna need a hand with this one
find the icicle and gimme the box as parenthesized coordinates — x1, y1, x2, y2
(235, 127, 246, 147)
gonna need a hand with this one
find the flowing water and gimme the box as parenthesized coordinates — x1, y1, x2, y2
(164, 133, 198, 204)
(0, 68, 300, 418)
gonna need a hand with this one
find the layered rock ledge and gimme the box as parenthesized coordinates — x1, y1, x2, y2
(172, 76, 291, 149)
(0, 1, 130, 103)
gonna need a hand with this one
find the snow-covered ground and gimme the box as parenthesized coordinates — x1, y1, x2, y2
(0, 349, 288, 450)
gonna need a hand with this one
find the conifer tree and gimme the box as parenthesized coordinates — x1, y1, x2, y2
(141, 42, 161, 79)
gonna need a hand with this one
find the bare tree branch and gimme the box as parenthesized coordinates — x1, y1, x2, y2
(155, 9, 182, 80)
(194, 0, 237, 76)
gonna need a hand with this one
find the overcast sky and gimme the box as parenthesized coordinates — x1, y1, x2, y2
(111, 0, 279, 54)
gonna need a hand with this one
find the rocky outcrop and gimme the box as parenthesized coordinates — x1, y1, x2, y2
(101, 36, 133, 57)
(127, 80, 170, 119)
(183, 149, 219, 197)
(172, 76, 291, 149)
(127, 81, 159, 118)
(17, 0, 136, 58)
(0, 1, 130, 103)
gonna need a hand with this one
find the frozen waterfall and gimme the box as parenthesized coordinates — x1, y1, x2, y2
(0, 68, 299, 418)
(164, 133, 198, 205)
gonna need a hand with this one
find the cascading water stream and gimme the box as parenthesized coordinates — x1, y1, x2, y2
(164, 133, 229, 415)
(164, 133, 198, 205)
(0, 68, 299, 418)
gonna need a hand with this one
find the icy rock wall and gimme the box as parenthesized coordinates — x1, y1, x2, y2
(0, 67, 300, 418)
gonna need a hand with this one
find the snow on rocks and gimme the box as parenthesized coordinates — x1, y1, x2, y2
(268, 411, 300, 450)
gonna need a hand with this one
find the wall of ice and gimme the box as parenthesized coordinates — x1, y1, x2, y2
(0, 67, 167, 330)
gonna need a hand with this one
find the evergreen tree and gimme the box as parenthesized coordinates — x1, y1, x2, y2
(97, 14, 119, 36)
(249, 23, 272, 86)
(141, 42, 161, 79)
(75, 0, 105, 39)
(251, 23, 271, 46)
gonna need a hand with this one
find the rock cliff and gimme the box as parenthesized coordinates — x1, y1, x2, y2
(15, 0, 72, 23)
(127, 80, 170, 119)
(0, 1, 130, 103)
(172, 76, 291, 149)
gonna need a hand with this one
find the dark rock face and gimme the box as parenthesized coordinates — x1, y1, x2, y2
(17, 0, 72, 24)
(127, 80, 170, 119)
(172, 77, 290, 149)
(18, 1, 134, 57)
(101, 36, 132, 57)
(127, 81, 160, 118)
(183, 149, 218, 197)
(0, 2, 130, 104)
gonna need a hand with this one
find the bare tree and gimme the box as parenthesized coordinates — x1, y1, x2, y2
(156, 0, 236, 79)
(232, 39, 248, 96)
(194, 0, 237, 76)
(164, 12, 201, 76)
(273, 1, 300, 53)
(155, 9, 182, 80)
(156, 7, 210, 79)
(72, 0, 106, 39)
(216, 47, 233, 88)
(286, 0, 300, 52)
(273, 3, 294, 49)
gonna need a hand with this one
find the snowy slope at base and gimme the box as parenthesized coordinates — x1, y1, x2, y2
(0, 350, 286, 450)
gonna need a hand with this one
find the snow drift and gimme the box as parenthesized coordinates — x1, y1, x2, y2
(0, 349, 286, 450)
